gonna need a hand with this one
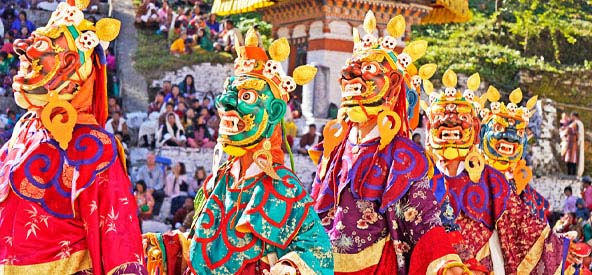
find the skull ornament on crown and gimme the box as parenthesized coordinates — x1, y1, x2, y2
(479, 86, 538, 181)
(216, 28, 317, 163)
(12, 0, 120, 149)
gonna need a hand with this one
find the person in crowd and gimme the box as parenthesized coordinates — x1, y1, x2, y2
(17, 26, 29, 39)
(136, 0, 158, 25)
(178, 74, 197, 97)
(136, 153, 166, 216)
(170, 31, 189, 55)
(4, 110, 17, 133)
(159, 102, 175, 125)
(172, 197, 194, 230)
(165, 161, 189, 216)
(200, 96, 214, 115)
(188, 166, 206, 197)
(565, 186, 579, 214)
(554, 212, 584, 242)
(564, 112, 586, 176)
(192, 110, 215, 148)
(105, 111, 129, 142)
(148, 91, 165, 114)
(194, 27, 213, 51)
(168, 20, 185, 44)
(412, 132, 422, 147)
(160, 80, 172, 96)
(164, 84, 182, 107)
(298, 124, 319, 155)
(205, 13, 221, 36)
(1, 31, 15, 54)
(138, 112, 160, 148)
(206, 108, 220, 140)
(0, 52, 10, 75)
(157, 0, 172, 35)
(10, 11, 35, 33)
(215, 19, 243, 54)
(106, 47, 116, 73)
(107, 97, 121, 118)
(583, 176, 592, 210)
(135, 180, 155, 220)
(175, 101, 188, 121)
(158, 112, 186, 147)
(576, 198, 591, 222)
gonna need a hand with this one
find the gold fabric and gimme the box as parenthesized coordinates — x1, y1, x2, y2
(0, 249, 91, 275)
(333, 237, 387, 272)
(517, 225, 550, 274)
(278, 251, 315, 275)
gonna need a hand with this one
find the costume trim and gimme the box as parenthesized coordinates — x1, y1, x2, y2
(278, 251, 315, 275)
(333, 236, 387, 272)
(517, 225, 550, 273)
(0, 249, 91, 274)
(475, 241, 490, 261)
(106, 262, 147, 275)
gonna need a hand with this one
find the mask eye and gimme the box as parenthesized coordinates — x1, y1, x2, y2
(362, 63, 378, 74)
(33, 40, 49, 51)
(494, 123, 505, 133)
(517, 129, 524, 137)
(239, 90, 258, 104)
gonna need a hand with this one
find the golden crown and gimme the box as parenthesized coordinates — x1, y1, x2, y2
(480, 86, 538, 124)
(421, 69, 482, 115)
(233, 29, 316, 102)
(352, 11, 428, 77)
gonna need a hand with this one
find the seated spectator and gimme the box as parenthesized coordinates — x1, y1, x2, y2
(138, 112, 160, 148)
(576, 198, 591, 222)
(0, 52, 10, 75)
(200, 97, 215, 116)
(178, 74, 196, 97)
(16, 26, 29, 39)
(175, 101, 188, 121)
(165, 162, 189, 216)
(192, 112, 215, 148)
(105, 111, 129, 141)
(148, 91, 165, 114)
(1, 31, 16, 54)
(205, 13, 221, 37)
(135, 0, 158, 26)
(159, 102, 175, 125)
(5, 110, 17, 133)
(188, 166, 206, 197)
(135, 180, 155, 220)
(172, 197, 194, 230)
(554, 212, 584, 242)
(37, 0, 59, 11)
(564, 186, 578, 214)
(157, 112, 186, 147)
(582, 176, 592, 210)
(194, 27, 213, 51)
(168, 20, 184, 44)
(136, 153, 166, 216)
(164, 85, 181, 107)
(215, 19, 243, 54)
(11, 11, 35, 33)
(298, 124, 320, 155)
(2, 67, 16, 93)
(107, 97, 121, 118)
(170, 32, 189, 55)
(157, 1, 172, 35)
(160, 80, 172, 96)
(206, 108, 220, 140)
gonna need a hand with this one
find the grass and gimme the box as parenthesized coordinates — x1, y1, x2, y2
(133, 28, 233, 83)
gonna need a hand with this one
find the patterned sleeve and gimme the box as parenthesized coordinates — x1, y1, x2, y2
(387, 177, 463, 275)
(78, 157, 147, 275)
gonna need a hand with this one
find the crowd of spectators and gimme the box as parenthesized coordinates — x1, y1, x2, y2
(135, 0, 251, 56)
(137, 74, 219, 150)
(553, 177, 592, 270)
(133, 152, 207, 230)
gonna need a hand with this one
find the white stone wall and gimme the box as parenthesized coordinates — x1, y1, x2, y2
(150, 63, 234, 95)
(306, 50, 351, 113)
